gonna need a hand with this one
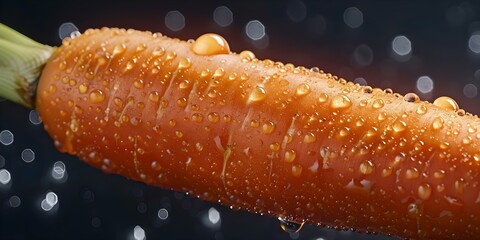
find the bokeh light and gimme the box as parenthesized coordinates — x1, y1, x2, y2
(344, 7, 363, 28)
(165, 10, 185, 31)
(213, 6, 233, 27)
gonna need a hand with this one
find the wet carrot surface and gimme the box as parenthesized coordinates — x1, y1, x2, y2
(34, 27, 480, 239)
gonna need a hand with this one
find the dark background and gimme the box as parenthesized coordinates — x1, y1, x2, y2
(1, 0, 480, 239)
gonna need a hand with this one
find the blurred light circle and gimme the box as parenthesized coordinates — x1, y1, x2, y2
(58, 22, 79, 40)
(133, 225, 146, 240)
(213, 6, 233, 27)
(416, 76, 434, 94)
(463, 83, 478, 98)
(0, 130, 14, 146)
(353, 44, 373, 67)
(45, 192, 58, 207)
(307, 14, 327, 37)
(165, 10, 185, 31)
(468, 33, 480, 53)
(21, 149, 35, 163)
(0, 155, 4, 168)
(287, 0, 307, 23)
(208, 207, 221, 225)
(354, 77, 367, 86)
(245, 20, 265, 40)
(0, 169, 11, 185)
(392, 35, 412, 56)
(344, 7, 363, 28)
(158, 208, 169, 220)
(29, 110, 42, 125)
(9, 195, 21, 208)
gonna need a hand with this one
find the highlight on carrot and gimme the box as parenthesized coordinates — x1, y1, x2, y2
(1, 22, 480, 240)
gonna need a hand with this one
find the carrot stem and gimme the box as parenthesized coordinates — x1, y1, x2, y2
(0, 23, 54, 108)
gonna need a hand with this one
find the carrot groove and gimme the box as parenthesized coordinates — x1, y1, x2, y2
(35, 28, 480, 239)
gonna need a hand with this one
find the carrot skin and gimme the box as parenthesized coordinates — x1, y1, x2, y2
(36, 28, 480, 239)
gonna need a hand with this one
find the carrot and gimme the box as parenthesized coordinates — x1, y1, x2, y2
(2, 24, 480, 239)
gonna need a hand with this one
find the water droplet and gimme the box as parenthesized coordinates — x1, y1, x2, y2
(318, 93, 328, 103)
(392, 120, 407, 133)
(372, 99, 384, 109)
(433, 96, 459, 111)
(191, 113, 203, 122)
(164, 52, 176, 62)
(359, 160, 375, 175)
(178, 57, 192, 70)
(403, 93, 420, 103)
(89, 90, 106, 103)
(434, 170, 445, 179)
(78, 83, 88, 94)
(338, 127, 350, 137)
(179, 80, 191, 89)
(192, 33, 230, 56)
(213, 68, 225, 78)
(177, 98, 187, 107)
(249, 86, 267, 102)
(303, 132, 316, 143)
(455, 179, 465, 195)
(134, 80, 144, 89)
(416, 103, 427, 115)
(262, 121, 276, 134)
(407, 203, 420, 218)
(405, 168, 419, 179)
(270, 142, 280, 151)
(152, 47, 165, 57)
(278, 217, 305, 234)
(208, 112, 219, 123)
(377, 112, 387, 121)
(439, 141, 449, 150)
(292, 164, 303, 177)
(149, 91, 160, 103)
(431, 117, 444, 130)
(468, 126, 477, 133)
(330, 95, 352, 110)
(418, 183, 432, 200)
(295, 83, 311, 97)
(240, 50, 255, 60)
(113, 44, 126, 55)
(284, 150, 297, 162)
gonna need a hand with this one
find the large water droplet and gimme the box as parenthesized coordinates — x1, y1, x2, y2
(89, 90, 106, 103)
(192, 33, 230, 56)
(262, 121, 276, 134)
(249, 86, 267, 102)
(359, 160, 375, 175)
(418, 183, 432, 200)
(432, 96, 458, 111)
(295, 83, 311, 97)
(431, 117, 444, 130)
(330, 95, 352, 110)
(284, 149, 297, 162)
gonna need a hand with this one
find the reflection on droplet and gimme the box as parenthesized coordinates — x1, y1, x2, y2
(433, 96, 459, 111)
(278, 217, 305, 234)
(0, 130, 14, 145)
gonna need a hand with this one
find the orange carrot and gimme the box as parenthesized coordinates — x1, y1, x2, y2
(3, 25, 480, 239)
